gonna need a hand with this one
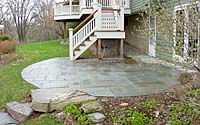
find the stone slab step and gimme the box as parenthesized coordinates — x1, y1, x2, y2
(0, 112, 18, 125)
(31, 88, 97, 112)
(81, 101, 103, 113)
(6, 102, 33, 122)
(88, 112, 106, 123)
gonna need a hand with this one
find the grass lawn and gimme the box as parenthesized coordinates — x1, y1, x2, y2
(20, 114, 64, 125)
(0, 40, 91, 124)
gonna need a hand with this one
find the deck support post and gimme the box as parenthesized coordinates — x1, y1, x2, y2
(98, 39, 101, 58)
(120, 39, 124, 58)
(69, 28, 73, 61)
(116, 40, 120, 56)
(63, 21, 67, 40)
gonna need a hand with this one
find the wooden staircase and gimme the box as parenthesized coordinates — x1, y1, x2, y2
(69, 3, 125, 61)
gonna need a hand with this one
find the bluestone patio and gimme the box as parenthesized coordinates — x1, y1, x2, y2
(21, 57, 181, 96)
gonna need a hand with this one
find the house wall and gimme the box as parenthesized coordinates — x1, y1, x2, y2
(156, 32, 174, 62)
(148, 0, 194, 62)
(130, 0, 149, 14)
(125, 14, 148, 54)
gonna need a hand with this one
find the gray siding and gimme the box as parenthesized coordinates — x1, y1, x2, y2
(130, 0, 193, 14)
(130, 0, 149, 14)
(129, 0, 196, 62)
(152, 0, 195, 61)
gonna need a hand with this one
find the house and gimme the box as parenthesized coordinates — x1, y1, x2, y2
(54, 0, 200, 62)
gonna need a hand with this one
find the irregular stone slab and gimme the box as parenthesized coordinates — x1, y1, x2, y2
(0, 112, 18, 125)
(6, 102, 33, 122)
(88, 112, 106, 123)
(81, 101, 103, 113)
(31, 88, 96, 112)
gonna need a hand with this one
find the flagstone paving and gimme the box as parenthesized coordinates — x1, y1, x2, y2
(21, 57, 181, 96)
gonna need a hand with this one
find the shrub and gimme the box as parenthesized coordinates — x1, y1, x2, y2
(167, 103, 199, 125)
(65, 104, 94, 125)
(178, 72, 193, 84)
(0, 35, 12, 41)
(0, 40, 16, 54)
(111, 109, 151, 125)
(124, 56, 142, 64)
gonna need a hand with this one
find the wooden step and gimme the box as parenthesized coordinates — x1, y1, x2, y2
(90, 35, 97, 38)
(74, 48, 80, 51)
(84, 40, 91, 43)
(102, 8, 120, 13)
(80, 43, 86, 46)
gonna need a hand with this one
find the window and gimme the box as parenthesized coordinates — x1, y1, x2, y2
(174, 3, 200, 60)
(175, 10, 185, 56)
(188, 6, 199, 58)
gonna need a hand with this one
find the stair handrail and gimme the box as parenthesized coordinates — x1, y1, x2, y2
(69, 3, 102, 60)
(73, 9, 98, 34)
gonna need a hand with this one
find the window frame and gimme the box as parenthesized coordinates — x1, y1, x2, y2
(173, 2, 200, 62)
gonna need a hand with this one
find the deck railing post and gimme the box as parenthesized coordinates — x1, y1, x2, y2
(120, 6, 124, 31)
(81, 0, 85, 9)
(93, 0, 98, 10)
(69, 28, 74, 61)
(93, 1, 102, 30)
(127, 0, 130, 8)
(98, 4, 102, 30)
(69, 0, 72, 14)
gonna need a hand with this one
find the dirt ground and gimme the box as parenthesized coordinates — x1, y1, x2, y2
(98, 86, 200, 124)
(53, 83, 200, 125)
(0, 52, 20, 67)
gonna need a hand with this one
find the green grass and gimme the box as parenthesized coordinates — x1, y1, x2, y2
(20, 114, 64, 125)
(0, 40, 91, 124)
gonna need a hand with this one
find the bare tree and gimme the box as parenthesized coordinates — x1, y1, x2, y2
(0, 0, 9, 24)
(7, 0, 37, 43)
(32, 0, 64, 41)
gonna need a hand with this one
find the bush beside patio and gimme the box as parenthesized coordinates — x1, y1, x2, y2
(0, 35, 16, 54)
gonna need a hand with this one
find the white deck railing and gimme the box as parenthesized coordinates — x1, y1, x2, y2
(54, 0, 129, 16)
(98, 0, 112, 7)
(72, 17, 96, 49)
(55, 5, 80, 15)
(101, 14, 120, 30)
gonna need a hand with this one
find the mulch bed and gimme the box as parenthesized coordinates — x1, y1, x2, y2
(98, 84, 200, 125)
(51, 83, 200, 125)
(124, 58, 138, 64)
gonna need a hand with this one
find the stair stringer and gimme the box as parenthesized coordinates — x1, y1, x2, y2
(74, 36, 97, 60)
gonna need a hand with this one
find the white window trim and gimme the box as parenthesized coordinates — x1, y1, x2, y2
(148, 16, 157, 57)
(173, 3, 188, 62)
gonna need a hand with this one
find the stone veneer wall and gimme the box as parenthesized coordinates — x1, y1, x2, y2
(125, 13, 174, 62)
(125, 14, 148, 54)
